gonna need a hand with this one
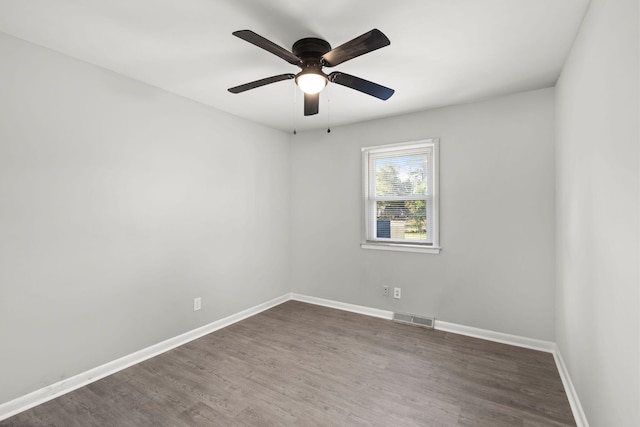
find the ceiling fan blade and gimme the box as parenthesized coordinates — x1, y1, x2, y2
(321, 29, 390, 67)
(233, 30, 302, 66)
(304, 93, 319, 116)
(329, 72, 394, 100)
(228, 74, 295, 94)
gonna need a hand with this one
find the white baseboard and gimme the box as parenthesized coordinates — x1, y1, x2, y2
(552, 345, 589, 427)
(290, 293, 394, 320)
(1, 292, 588, 427)
(434, 320, 556, 353)
(291, 294, 555, 352)
(0, 293, 290, 422)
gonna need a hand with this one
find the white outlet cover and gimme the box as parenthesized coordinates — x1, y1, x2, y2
(393, 288, 401, 299)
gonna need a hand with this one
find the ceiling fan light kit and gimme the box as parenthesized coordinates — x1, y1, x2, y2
(228, 29, 394, 116)
(295, 69, 327, 95)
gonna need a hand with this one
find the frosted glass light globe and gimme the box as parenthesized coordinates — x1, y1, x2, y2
(296, 72, 327, 94)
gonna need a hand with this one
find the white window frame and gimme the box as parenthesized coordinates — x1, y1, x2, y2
(361, 139, 440, 254)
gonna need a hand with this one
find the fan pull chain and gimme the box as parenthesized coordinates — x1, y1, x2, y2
(292, 80, 297, 135)
(326, 85, 331, 133)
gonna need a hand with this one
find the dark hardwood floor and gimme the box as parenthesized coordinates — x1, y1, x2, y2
(1, 301, 575, 426)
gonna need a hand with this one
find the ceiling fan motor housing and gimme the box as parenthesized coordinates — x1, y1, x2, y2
(292, 37, 332, 63)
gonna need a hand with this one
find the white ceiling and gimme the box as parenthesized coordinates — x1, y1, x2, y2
(0, 0, 589, 132)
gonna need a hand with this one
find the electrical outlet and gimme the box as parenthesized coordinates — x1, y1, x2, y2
(393, 287, 401, 299)
(193, 297, 202, 311)
(383, 286, 390, 296)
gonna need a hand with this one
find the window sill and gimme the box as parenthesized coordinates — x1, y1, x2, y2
(360, 242, 441, 254)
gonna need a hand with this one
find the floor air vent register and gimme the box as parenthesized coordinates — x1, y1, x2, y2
(392, 313, 435, 329)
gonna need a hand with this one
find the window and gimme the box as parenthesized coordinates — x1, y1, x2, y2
(361, 139, 440, 254)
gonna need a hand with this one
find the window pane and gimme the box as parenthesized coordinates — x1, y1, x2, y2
(375, 154, 428, 197)
(376, 200, 427, 241)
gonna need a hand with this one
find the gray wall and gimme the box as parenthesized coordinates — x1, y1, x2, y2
(0, 33, 291, 404)
(290, 88, 556, 341)
(555, 0, 639, 425)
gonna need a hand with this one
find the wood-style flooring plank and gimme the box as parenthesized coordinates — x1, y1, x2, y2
(0, 301, 575, 426)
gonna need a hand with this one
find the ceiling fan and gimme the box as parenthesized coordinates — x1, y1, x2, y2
(228, 29, 395, 116)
